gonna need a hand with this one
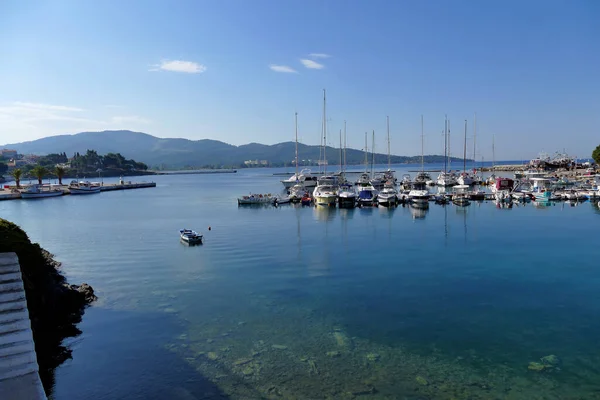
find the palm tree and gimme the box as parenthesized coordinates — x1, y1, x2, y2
(30, 165, 49, 185)
(55, 166, 66, 185)
(10, 168, 22, 188)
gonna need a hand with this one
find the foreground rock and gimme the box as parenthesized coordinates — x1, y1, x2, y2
(0, 218, 96, 394)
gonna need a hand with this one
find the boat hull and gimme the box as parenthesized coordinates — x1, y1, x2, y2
(338, 196, 356, 208)
(314, 195, 337, 206)
(69, 188, 101, 195)
(21, 191, 64, 199)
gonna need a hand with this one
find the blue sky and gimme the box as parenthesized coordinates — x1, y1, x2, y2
(1, 0, 599, 160)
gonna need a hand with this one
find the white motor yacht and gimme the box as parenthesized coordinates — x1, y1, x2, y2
(408, 189, 430, 204)
(281, 168, 318, 189)
(337, 184, 356, 208)
(436, 172, 457, 187)
(377, 186, 398, 207)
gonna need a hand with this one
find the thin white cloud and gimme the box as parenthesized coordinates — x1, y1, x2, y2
(309, 53, 331, 59)
(0, 101, 152, 144)
(300, 59, 325, 70)
(104, 104, 123, 109)
(150, 60, 207, 74)
(13, 102, 84, 112)
(111, 115, 151, 124)
(269, 64, 298, 73)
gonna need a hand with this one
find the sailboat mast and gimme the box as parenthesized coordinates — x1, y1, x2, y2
(463, 119, 467, 173)
(322, 89, 327, 174)
(386, 116, 391, 170)
(295, 112, 298, 179)
(492, 134, 496, 170)
(343, 121, 347, 174)
(364, 132, 368, 172)
(444, 116, 448, 173)
(339, 129, 342, 174)
(448, 119, 451, 169)
(473, 113, 477, 173)
(421, 115, 424, 173)
(371, 130, 375, 178)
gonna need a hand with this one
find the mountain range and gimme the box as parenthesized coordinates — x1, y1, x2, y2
(2, 130, 465, 169)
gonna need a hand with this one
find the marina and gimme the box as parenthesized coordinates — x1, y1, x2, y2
(2, 169, 600, 399)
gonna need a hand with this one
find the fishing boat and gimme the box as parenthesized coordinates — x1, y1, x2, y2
(69, 180, 101, 194)
(237, 193, 273, 205)
(180, 229, 203, 244)
(20, 185, 64, 199)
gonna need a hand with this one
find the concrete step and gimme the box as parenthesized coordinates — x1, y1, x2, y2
(0, 359, 38, 381)
(0, 254, 19, 267)
(0, 272, 22, 282)
(0, 291, 25, 303)
(0, 265, 20, 276)
(0, 281, 23, 294)
(0, 340, 34, 358)
(0, 348, 37, 369)
(0, 318, 31, 336)
(0, 329, 31, 348)
(0, 299, 27, 314)
(0, 309, 29, 325)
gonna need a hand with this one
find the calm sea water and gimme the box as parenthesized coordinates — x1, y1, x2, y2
(1, 164, 600, 399)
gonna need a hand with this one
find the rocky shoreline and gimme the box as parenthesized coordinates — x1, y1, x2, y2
(0, 219, 96, 394)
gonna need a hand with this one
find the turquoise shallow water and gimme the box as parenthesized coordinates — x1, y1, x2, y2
(1, 165, 600, 399)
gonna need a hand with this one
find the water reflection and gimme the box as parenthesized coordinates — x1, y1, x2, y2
(409, 203, 428, 220)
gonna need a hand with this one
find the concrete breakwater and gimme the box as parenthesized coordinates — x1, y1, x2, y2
(0, 181, 156, 201)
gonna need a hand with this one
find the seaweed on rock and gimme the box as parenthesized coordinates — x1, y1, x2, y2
(0, 218, 96, 394)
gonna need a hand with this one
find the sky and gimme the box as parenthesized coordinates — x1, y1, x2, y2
(0, 0, 599, 160)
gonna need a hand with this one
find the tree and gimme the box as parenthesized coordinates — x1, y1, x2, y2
(593, 145, 600, 165)
(0, 162, 7, 175)
(10, 168, 22, 188)
(55, 166, 66, 185)
(30, 165, 49, 185)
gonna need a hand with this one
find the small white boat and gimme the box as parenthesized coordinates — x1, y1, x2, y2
(273, 195, 290, 205)
(338, 184, 356, 208)
(408, 189, 430, 204)
(21, 185, 64, 199)
(288, 184, 306, 202)
(377, 186, 398, 207)
(357, 184, 378, 207)
(457, 172, 474, 186)
(69, 180, 101, 195)
(313, 184, 337, 206)
(237, 193, 273, 205)
(180, 229, 203, 244)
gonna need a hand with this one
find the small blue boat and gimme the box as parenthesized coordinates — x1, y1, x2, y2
(180, 229, 203, 244)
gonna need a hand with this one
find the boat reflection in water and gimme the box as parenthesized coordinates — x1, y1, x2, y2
(313, 204, 337, 222)
(409, 202, 429, 220)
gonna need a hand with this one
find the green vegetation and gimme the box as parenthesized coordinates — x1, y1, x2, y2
(10, 168, 22, 187)
(18, 150, 150, 180)
(593, 144, 600, 165)
(0, 161, 7, 175)
(30, 165, 49, 185)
